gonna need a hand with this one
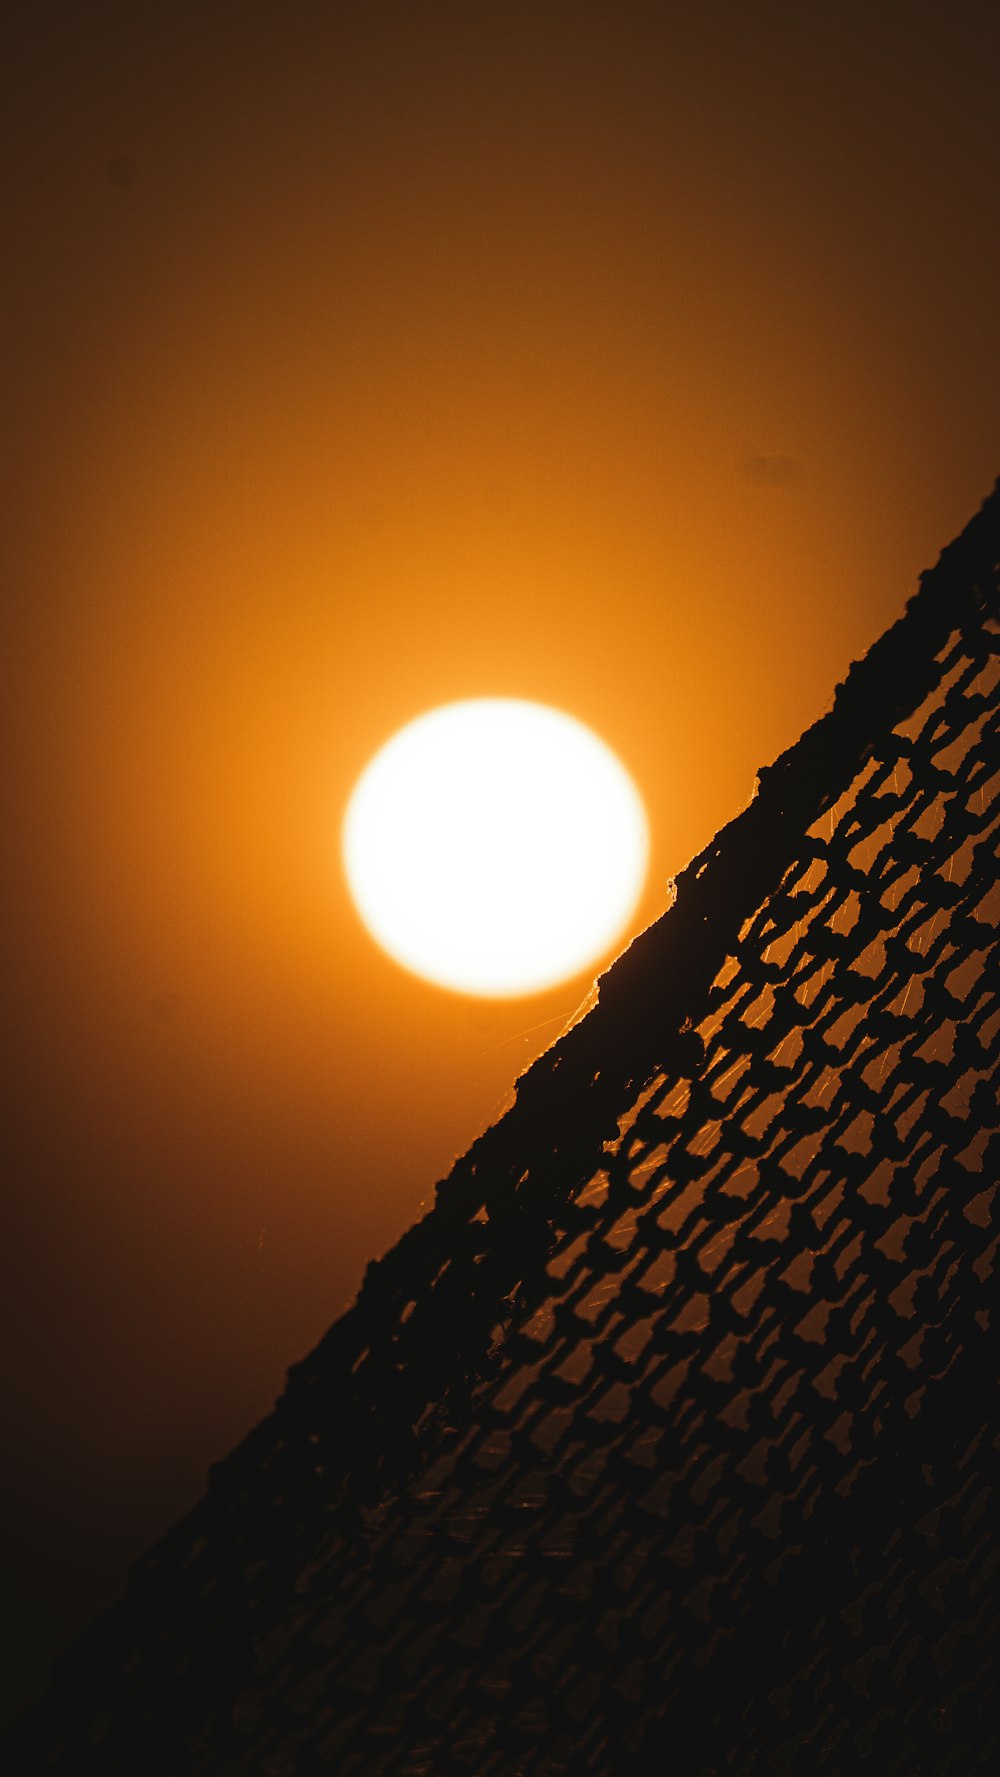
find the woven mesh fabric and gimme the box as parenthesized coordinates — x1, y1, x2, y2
(7, 488, 999, 1775)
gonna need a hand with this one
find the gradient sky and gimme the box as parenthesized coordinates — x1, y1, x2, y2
(2, 0, 998, 1724)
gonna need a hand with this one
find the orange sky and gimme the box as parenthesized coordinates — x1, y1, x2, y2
(2, 0, 999, 1723)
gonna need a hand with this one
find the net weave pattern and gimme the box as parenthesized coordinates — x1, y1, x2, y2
(9, 490, 1000, 1775)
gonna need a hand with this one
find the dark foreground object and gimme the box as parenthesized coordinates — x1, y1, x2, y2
(6, 490, 999, 1774)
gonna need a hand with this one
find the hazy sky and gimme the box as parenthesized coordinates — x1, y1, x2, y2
(2, 0, 998, 1723)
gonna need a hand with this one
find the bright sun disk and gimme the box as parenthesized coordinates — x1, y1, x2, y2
(342, 698, 648, 997)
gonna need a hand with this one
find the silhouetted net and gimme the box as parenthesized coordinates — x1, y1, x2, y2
(8, 489, 998, 1775)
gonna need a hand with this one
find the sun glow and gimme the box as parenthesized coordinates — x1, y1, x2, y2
(342, 698, 649, 997)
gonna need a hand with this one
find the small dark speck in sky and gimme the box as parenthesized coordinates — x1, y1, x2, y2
(105, 153, 138, 189)
(739, 455, 803, 488)
(148, 990, 181, 1023)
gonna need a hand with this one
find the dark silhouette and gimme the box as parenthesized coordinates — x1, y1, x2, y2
(5, 487, 998, 1774)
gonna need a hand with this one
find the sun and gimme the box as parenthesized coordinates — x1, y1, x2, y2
(342, 698, 649, 997)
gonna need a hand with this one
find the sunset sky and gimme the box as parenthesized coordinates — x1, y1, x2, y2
(2, 0, 998, 1723)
